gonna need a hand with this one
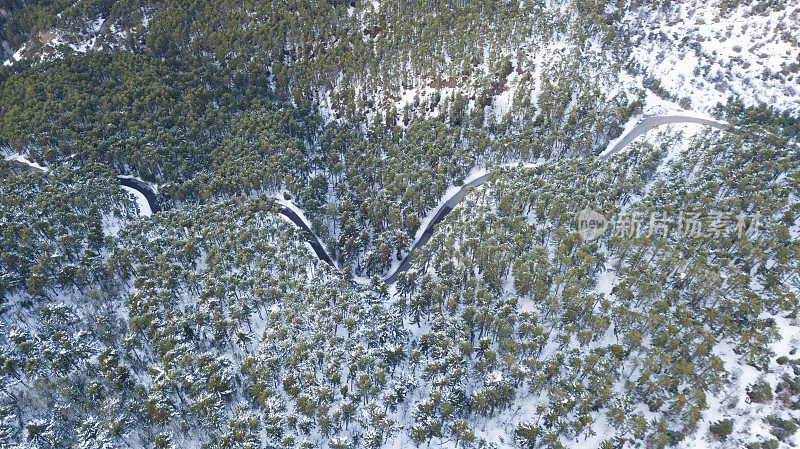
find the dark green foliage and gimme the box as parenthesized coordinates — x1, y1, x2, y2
(0, 163, 137, 299)
(0, 1, 798, 448)
(767, 415, 799, 442)
(747, 439, 781, 449)
(1, 0, 637, 278)
(748, 382, 774, 404)
(709, 419, 733, 441)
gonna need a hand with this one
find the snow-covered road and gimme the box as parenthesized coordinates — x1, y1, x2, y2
(598, 114, 728, 159)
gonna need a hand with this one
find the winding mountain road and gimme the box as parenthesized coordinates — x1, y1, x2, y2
(376, 114, 728, 283)
(5, 113, 728, 285)
(270, 113, 728, 284)
(384, 172, 492, 284)
(599, 115, 727, 159)
(119, 177, 161, 213)
(3, 156, 160, 213)
(276, 205, 336, 267)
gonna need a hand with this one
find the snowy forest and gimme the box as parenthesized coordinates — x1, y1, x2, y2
(0, 0, 799, 448)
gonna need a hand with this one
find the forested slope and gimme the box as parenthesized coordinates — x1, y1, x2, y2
(0, 0, 798, 448)
(1, 0, 642, 277)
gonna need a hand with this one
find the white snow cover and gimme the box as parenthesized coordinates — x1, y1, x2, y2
(3, 44, 26, 66)
(121, 185, 152, 217)
(677, 315, 800, 448)
(387, 126, 799, 449)
(5, 152, 49, 172)
(2, 15, 119, 66)
(627, 0, 800, 113)
(3, 152, 153, 218)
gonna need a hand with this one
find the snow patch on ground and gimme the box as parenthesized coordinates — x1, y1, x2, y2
(598, 114, 648, 158)
(677, 314, 800, 449)
(4, 152, 49, 172)
(3, 44, 26, 66)
(2, 16, 113, 66)
(121, 185, 152, 217)
(628, 0, 800, 114)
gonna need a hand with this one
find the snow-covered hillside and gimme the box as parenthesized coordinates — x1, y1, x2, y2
(628, 0, 800, 113)
(1, 1, 799, 448)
